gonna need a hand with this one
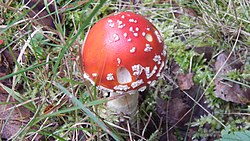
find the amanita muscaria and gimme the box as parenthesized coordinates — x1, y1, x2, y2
(80, 11, 167, 120)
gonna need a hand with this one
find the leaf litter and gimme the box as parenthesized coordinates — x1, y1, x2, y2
(155, 84, 210, 140)
(176, 73, 194, 90)
(154, 44, 248, 140)
(214, 52, 250, 104)
(24, 0, 62, 30)
(0, 94, 31, 140)
(0, 46, 29, 140)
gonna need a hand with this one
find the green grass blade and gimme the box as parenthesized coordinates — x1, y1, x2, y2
(0, 83, 36, 111)
(52, 0, 106, 76)
(0, 61, 51, 81)
(53, 81, 123, 141)
(0, 108, 14, 134)
(39, 97, 108, 118)
(29, 129, 67, 141)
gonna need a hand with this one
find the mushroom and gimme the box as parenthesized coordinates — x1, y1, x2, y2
(80, 11, 167, 121)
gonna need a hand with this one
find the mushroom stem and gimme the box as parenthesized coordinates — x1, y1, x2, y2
(107, 92, 138, 121)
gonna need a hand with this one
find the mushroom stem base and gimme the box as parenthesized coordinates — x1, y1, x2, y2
(107, 92, 138, 121)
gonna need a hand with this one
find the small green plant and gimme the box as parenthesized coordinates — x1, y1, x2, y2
(217, 126, 250, 141)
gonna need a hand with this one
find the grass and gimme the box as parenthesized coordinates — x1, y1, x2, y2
(0, 0, 249, 140)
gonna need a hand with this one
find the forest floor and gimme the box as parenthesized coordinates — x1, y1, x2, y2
(0, 0, 249, 141)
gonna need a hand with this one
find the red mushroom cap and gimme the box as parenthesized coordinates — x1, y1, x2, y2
(81, 11, 167, 94)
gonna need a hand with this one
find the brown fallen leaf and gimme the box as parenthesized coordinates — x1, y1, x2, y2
(214, 53, 250, 104)
(215, 81, 249, 103)
(0, 49, 30, 139)
(177, 73, 194, 90)
(0, 50, 12, 94)
(194, 46, 214, 62)
(157, 86, 208, 125)
(167, 96, 191, 126)
(2, 49, 24, 66)
(0, 94, 31, 140)
(165, 60, 194, 91)
(174, 6, 198, 19)
(169, 59, 181, 76)
(0, 49, 25, 94)
(0, 73, 10, 94)
(156, 86, 209, 140)
(24, 0, 62, 30)
(160, 130, 178, 141)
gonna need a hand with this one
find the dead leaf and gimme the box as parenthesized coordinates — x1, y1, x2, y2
(177, 73, 194, 90)
(0, 73, 10, 94)
(168, 97, 191, 126)
(156, 86, 209, 140)
(0, 49, 24, 94)
(174, 6, 198, 19)
(157, 86, 208, 127)
(0, 94, 30, 140)
(2, 50, 19, 66)
(24, 0, 62, 30)
(215, 81, 249, 103)
(194, 46, 214, 62)
(169, 59, 181, 76)
(214, 53, 250, 104)
(160, 130, 178, 141)
(167, 60, 194, 90)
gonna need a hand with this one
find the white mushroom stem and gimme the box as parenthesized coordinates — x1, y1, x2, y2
(107, 92, 138, 120)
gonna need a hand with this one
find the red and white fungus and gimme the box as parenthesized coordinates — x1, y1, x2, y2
(81, 11, 167, 94)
